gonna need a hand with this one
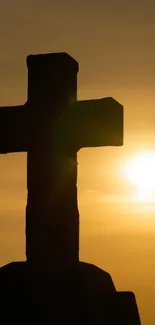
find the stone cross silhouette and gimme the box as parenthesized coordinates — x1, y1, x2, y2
(0, 53, 123, 269)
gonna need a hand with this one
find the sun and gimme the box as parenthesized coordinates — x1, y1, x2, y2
(124, 151, 155, 190)
(123, 151, 155, 202)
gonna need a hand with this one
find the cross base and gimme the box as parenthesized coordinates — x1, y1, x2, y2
(1, 261, 141, 324)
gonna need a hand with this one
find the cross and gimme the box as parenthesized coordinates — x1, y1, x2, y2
(0, 53, 123, 270)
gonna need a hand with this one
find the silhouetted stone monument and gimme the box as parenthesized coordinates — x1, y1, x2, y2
(0, 52, 141, 324)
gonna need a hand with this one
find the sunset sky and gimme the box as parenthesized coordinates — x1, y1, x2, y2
(1, 1, 155, 323)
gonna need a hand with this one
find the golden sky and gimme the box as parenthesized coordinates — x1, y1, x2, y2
(1, 1, 155, 324)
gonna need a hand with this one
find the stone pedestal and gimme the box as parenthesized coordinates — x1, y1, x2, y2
(0, 261, 141, 324)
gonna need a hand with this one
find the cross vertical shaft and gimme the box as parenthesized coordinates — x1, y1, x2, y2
(26, 53, 79, 268)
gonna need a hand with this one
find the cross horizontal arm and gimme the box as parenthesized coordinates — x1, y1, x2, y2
(0, 105, 27, 154)
(75, 97, 123, 149)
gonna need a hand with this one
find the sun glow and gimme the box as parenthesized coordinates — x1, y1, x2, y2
(124, 151, 155, 202)
(136, 188, 155, 203)
(124, 151, 155, 189)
